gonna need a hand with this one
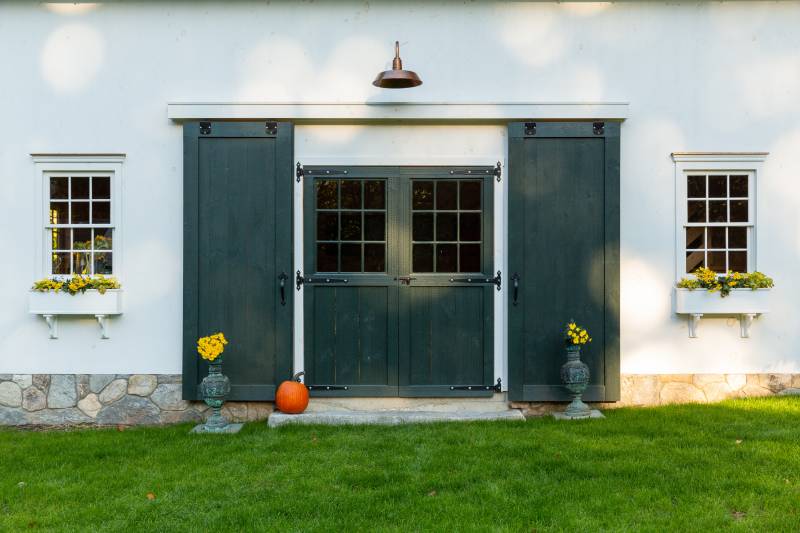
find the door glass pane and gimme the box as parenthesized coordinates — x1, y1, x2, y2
(708, 227, 726, 248)
(71, 177, 90, 199)
(436, 213, 457, 241)
(436, 182, 457, 210)
(316, 180, 338, 209)
(92, 176, 111, 199)
(686, 251, 704, 273)
(317, 243, 338, 272)
(340, 181, 361, 209)
(340, 212, 361, 241)
(687, 201, 705, 222)
(364, 213, 385, 241)
(340, 243, 361, 272)
(685, 227, 704, 249)
(364, 181, 385, 209)
(412, 244, 433, 273)
(708, 175, 727, 197)
(364, 243, 385, 272)
(459, 244, 480, 273)
(460, 213, 481, 241)
(729, 175, 748, 197)
(687, 175, 705, 198)
(708, 201, 727, 223)
(460, 181, 481, 210)
(317, 213, 338, 240)
(436, 244, 457, 272)
(50, 177, 69, 199)
(728, 227, 747, 248)
(412, 181, 433, 209)
(412, 213, 433, 242)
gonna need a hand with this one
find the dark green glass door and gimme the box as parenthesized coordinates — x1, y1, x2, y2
(303, 166, 495, 397)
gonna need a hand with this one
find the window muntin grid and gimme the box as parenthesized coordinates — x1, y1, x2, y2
(411, 179, 482, 273)
(315, 179, 386, 273)
(685, 173, 751, 274)
(47, 175, 113, 275)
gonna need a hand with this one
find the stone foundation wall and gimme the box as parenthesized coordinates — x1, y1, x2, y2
(2, 373, 798, 426)
(0, 374, 272, 427)
(513, 373, 800, 416)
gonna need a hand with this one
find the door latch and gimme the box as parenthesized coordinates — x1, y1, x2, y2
(394, 276, 417, 285)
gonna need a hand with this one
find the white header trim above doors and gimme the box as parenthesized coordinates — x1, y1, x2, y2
(167, 102, 629, 121)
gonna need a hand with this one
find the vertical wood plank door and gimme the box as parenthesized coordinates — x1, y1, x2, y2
(183, 122, 293, 401)
(302, 166, 496, 397)
(507, 122, 620, 402)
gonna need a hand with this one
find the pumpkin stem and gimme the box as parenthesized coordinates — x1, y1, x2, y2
(292, 371, 305, 382)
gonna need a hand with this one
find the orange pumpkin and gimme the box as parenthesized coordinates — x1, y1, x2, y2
(275, 372, 309, 414)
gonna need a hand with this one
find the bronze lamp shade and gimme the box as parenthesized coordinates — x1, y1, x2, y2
(372, 41, 422, 89)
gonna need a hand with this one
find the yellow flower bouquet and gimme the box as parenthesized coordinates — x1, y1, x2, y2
(197, 332, 228, 362)
(564, 321, 592, 346)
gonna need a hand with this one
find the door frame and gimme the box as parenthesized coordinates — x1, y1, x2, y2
(293, 160, 508, 397)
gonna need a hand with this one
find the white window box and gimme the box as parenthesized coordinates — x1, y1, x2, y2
(675, 288, 770, 338)
(28, 289, 123, 339)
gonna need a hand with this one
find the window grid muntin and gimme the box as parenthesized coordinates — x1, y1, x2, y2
(315, 179, 387, 273)
(684, 172, 752, 273)
(46, 174, 114, 276)
(411, 179, 483, 274)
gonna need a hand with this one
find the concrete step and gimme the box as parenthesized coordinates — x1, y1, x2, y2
(304, 394, 511, 413)
(268, 409, 525, 427)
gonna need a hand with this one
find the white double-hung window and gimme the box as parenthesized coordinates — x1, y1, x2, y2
(672, 153, 766, 276)
(32, 155, 124, 277)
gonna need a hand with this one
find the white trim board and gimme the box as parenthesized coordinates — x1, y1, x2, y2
(167, 102, 629, 121)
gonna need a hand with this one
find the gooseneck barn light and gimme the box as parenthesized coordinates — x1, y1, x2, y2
(372, 41, 422, 89)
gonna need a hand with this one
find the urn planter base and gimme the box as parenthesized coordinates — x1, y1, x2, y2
(552, 409, 605, 421)
(191, 422, 244, 434)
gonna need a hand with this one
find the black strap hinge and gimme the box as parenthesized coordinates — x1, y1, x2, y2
(266, 121, 278, 135)
(199, 121, 211, 135)
(593, 122, 605, 135)
(296, 162, 303, 183)
(493, 161, 502, 182)
(307, 385, 350, 391)
(449, 378, 502, 393)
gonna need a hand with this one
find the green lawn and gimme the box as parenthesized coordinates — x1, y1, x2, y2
(1, 398, 799, 532)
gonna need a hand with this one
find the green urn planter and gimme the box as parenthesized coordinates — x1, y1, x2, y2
(560, 345, 591, 418)
(197, 356, 232, 432)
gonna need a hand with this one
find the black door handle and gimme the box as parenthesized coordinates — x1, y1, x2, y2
(394, 276, 417, 285)
(278, 272, 288, 306)
(511, 273, 520, 306)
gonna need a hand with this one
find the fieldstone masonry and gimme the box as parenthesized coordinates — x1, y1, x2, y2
(0, 374, 273, 426)
(513, 373, 800, 416)
(0, 373, 798, 426)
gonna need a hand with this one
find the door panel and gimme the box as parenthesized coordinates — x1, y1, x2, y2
(508, 122, 620, 402)
(183, 122, 293, 401)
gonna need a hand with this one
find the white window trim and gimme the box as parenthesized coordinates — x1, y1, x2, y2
(31, 154, 125, 280)
(671, 152, 767, 281)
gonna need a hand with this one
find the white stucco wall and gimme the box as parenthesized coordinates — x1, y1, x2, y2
(1, 1, 799, 375)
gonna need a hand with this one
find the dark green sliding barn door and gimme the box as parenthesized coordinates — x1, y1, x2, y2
(302, 166, 495, 397)
(508, 122, 620, 402)
(183, 121, 293, 401)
